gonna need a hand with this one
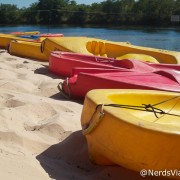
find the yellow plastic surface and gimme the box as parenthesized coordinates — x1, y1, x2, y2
(41, 37, 129, 58)
(41, 37, 180, 64)
(81, 89, 180, 175)
(116, 53, 159, 63)
(0, 36, 40, 49)
(105, 43, 180, 64)
(9, 40, 47, 61)
(11, 31, 40, 35)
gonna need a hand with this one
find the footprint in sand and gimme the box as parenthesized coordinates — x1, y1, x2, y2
(5, 57, 17, 61)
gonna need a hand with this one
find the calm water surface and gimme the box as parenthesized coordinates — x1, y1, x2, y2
(0, 25, 180, 51)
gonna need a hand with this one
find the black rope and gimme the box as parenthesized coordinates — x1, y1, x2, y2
(100, 103, 180, 118)
(152, 95, 180, 106)
(97, 95, 180, 119)
(143, 104, 164, 118)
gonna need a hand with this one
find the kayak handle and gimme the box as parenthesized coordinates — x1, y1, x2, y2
(57, 80, 71, 99)
(40, 40, 45, 53)
(95, 56, 115, 63)
(82, 104, 104, 135)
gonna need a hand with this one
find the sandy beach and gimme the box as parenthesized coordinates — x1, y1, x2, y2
(0, 50, 166, 180)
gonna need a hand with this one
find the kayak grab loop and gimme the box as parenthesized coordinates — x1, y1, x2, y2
(40, 40, 45, 53)
(82, 104, 105, 135)
(57, 79, 71, 99)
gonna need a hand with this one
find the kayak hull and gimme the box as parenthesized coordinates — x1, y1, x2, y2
(49, 52, 180, 77)
(9, 40, 47, 61)
(41, 37, 129, 58)
(49, 52, 121, 77)
(61, 68, 180, 98)
(0, 35, 41, 49)
(81, 89, 180, 174)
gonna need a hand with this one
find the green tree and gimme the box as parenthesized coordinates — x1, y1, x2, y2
(37, 0, 69, 24)
(68, 4, 90, 24)
(133, 0, 175, 25)
(0, 4, 20, 24)
(21, 2, 40, 24)
(88, 3, 104, 24)
(0, 0, 179, 26)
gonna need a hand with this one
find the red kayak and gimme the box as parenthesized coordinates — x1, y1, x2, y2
(49, 51, 180, 77)
(38, 33, 64, 37)
(49, 52, 122, 77)
(59, 68, 180, 98)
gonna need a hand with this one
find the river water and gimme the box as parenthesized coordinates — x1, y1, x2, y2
(0, 25, 180, 51)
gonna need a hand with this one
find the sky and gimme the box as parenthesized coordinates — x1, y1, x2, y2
(0, 0, 104, 8)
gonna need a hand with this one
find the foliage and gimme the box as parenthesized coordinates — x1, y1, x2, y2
(0, 4, 20, 24)
(0, 0, 179, 26)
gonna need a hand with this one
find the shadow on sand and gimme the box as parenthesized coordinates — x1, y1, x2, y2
(36, 130, 166, 180)
(34, 65, 66, 80)
(34, 65, 84, 104)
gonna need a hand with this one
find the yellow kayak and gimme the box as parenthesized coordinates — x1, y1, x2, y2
(116, 53, 159, 63)
(8, 40, 47, 61)
(10, 31, 40, 35)
(0, 35, 41, 49)
(104, 42, 180, 64)
(41, 37, 180, 64)
(81, 89, 180, 174)
(41, 37, 129, 57)
(0, 33, 15, 37)
(86, 41, 180, 64)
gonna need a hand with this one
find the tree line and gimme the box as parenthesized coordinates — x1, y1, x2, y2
(0, 0, 180, 26)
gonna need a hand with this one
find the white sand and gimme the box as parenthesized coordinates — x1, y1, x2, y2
(0, 50, 165, 180)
